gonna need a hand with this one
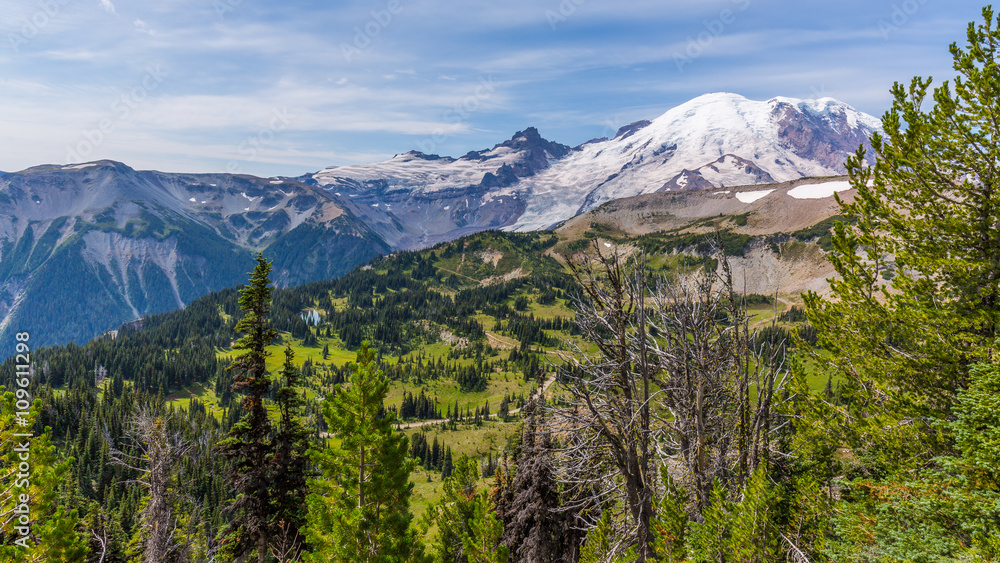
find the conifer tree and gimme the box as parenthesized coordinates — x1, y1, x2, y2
(304, 342, 423, 562)
(0, 392, 89, 562)
(461, 493, 508, 563)
(805, 6, 1000, 463)
(269, 343, 311, 560)
(218, 252, 277, 563)
(428, 455, 479, 562)
(499, 400, 561, 563)
(578, 512, 636, 563)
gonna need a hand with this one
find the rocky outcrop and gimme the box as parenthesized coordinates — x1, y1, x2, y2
(659, 169, 717, 192)
(0, 161, 388, 347)
(771, 101, 876, 171)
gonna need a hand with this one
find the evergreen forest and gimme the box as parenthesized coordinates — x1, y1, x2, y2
(4, 8, 1000, 563)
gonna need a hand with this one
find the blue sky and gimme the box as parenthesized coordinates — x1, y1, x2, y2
(0, 0, 986, 176)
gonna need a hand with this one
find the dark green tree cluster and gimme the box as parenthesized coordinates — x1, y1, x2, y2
(399, 390, 441, 420)
(409, 433, 453, 474)
(800, 7, 1000, 559)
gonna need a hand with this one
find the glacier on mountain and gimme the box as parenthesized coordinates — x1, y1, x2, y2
(307, 93, 880, 234)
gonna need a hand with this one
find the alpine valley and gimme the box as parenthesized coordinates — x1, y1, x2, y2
(9, 9, 1000, 562)
(0, 92, 879, 348)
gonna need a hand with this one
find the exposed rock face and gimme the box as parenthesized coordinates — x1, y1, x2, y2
(488, 127, 573, 176)
(480, 164, 519, 188)
(614, 120, 652, 141)
(702, 154, 775, 185)
(659, 169, 717, 192)
(771, 100, 874, 171)
(659, 155, 776, 192)
(310, 92, 881, 233)
(0, 161, 387, 347)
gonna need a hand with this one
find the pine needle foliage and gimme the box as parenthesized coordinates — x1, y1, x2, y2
(805, 6, 1000, 465)
(218, 252, 278, 563)
(304, 342, 423, 563)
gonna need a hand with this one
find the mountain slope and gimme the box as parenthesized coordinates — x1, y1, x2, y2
(555, 176, 858, 297)
(0, 161, 388, 347)
(513, 93, 879, 229)
(309, 93, 880, 234)
(0, 92, 878, 349)
(307, 127, 567, 249)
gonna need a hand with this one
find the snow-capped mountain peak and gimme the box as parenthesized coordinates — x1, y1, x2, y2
(308, 92, 881, 237)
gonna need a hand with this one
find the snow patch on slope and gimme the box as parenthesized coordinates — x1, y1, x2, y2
(787, 180, 852, 199)
(736, 189, 774, 203)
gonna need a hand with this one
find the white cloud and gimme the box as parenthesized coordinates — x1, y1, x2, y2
(133, 19, 155, 35)
(0, 0, 985, 176)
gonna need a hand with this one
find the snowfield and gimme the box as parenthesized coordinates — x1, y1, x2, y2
(736, 189, 774, 203)
(787, 180, 853, 199)
(307, 92, 881, 232)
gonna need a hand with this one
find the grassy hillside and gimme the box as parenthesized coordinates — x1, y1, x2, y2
(1, 221, 839, 541)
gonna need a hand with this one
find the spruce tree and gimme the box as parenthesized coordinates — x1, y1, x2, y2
(269, 343, 312, 558)
(498, 400, 563, 563)
(304, 342, 423, 562)
(217, 252, 277, 563)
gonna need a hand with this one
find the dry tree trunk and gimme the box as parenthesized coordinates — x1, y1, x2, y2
(108, 407, 194, 563)
(551, 243, 792, 559)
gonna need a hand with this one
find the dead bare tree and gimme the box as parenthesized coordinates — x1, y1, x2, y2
(109, 407, 194, 563)
(552, 245, 658, 562)
(644, 257, 791, 513)
(268, 520, 304, 563)
(551, 244, 792, 560)
(92, 528, 108, 563)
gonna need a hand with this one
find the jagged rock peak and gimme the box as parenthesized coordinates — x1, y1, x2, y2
(491, 126, 572, 159)
(614, 120, 652, 140)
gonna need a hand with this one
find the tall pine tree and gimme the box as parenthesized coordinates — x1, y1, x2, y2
(218, 253, 277, 563)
